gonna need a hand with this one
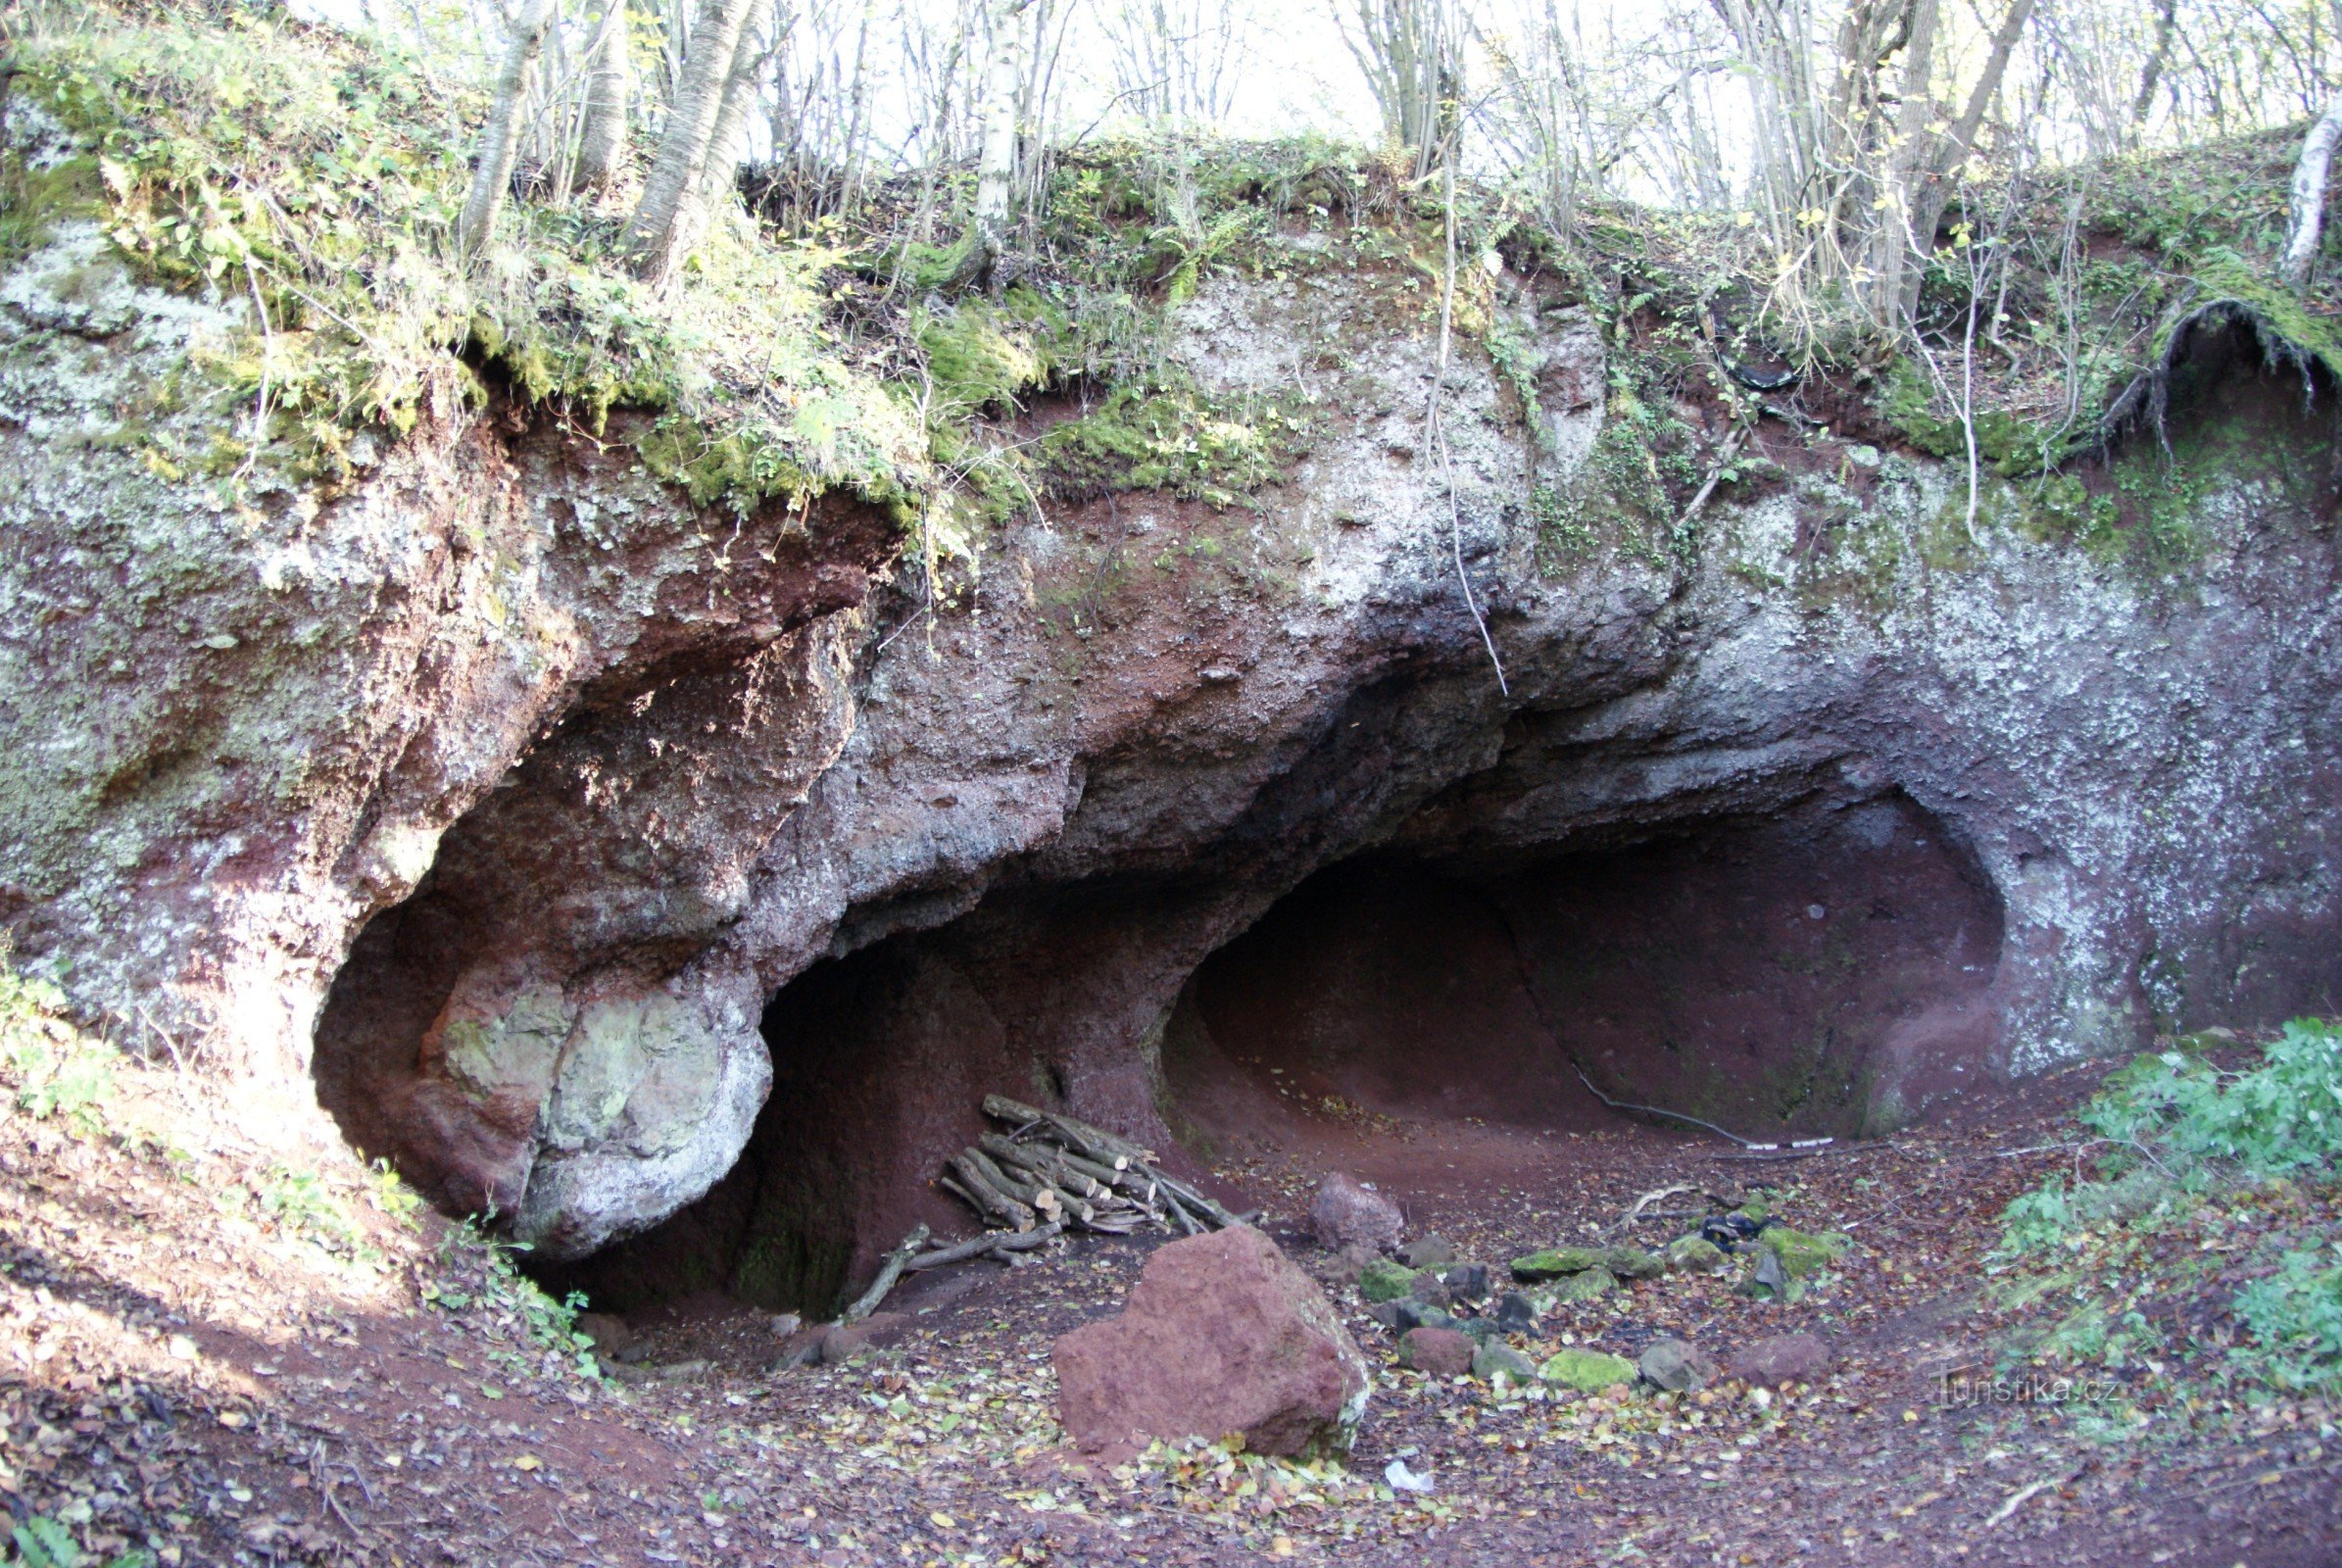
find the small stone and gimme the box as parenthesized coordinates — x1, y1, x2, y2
(1328, 1241, 1382, 1284)
(768, 1312, 802, 1338)
(1637, 1338, 1720, 1393)
(1763, 1227, 1851, 1281)
(1741, 1246, 1794, 1301)
(1406, 1271, 1452, 1309)
(819, 1311, 908, 1365)
(1365, 1300, 1407, 1333)
(1663, 1235, 1730, 1274)
(1442, 1262, 1491, 1303)
(1726, 1332, 1832, 1388)
(1509, 1246, 1606, 1283)
(1357, 1258, 1421, 1303)
(573, 1312, 634, 1355)
(1553, 1266, 1618, 1302)
(1472, 1343, 1537, 1384)
(1309, 1174, 1405, 1252)
(1602, 1247, 1664, 1282)
(1492, 1292, 1540, 1334)
(1538, 1348, 1636, 1392)
(1397, 1328, 1475, 1377)
(1397, 1235, 1455, 1270)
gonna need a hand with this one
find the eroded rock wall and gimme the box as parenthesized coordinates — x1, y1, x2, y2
(9, 216, 2342, 1266)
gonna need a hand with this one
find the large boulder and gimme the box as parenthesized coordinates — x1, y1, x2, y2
(1053, 1227, 1371, 1460)
(1309, 1174, 1404, 1253)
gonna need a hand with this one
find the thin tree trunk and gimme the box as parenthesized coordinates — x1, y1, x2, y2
(572, 0, 633, 190)
(1892, 0, 2036, 319)
(458, 0, 553, 258)
(2130, 0, 2178, 128)
(700, 0, 774, 201)
(621, 0, 757, 281)
(963, 0, 1035, 282)
(2283, 90, 2342, 293)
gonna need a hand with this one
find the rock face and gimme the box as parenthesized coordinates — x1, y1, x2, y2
(1308, 1174, 1405, 1253)
(1052, 1227, 1370, 1460)
(9, 180, 2342, 1277)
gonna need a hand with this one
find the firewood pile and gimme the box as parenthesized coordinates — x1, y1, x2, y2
(939, 1095, 1243, 1239)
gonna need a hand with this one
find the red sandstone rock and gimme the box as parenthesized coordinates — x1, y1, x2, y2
(819, 1310, 908, 1365)
(1053, 1227, 1370, 1459)
(1398, 1327, 1475, 1377)
(1308, 1173, 1404, 1252)
(1726, 1332, 1831, 1387)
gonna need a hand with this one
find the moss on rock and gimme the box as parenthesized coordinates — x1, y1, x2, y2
(1538, 1348, 1636, 1392)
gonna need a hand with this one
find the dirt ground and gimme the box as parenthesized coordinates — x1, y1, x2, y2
(1, 1036, 2336, 1568)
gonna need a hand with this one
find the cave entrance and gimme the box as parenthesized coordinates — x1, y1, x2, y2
(552, 791, 2003, 1314)
(1163, 791, 2004, 1155)
(542, 936, 1022, 1317)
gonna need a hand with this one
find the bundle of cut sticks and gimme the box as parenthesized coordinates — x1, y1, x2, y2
(938, 1095, 1243, 1238)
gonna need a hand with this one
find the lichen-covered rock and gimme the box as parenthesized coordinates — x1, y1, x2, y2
(13, 137, 2342, 1277)
(1053, 1227, 1370, 1460)
(1664, 1236, 1731, 1274)
(1472, 1343, 1538, 1384)
(1554, 1266, 1620, 1302)
(1357, 1258, 1422, 1303)
(1764, 1227, 1852, 1280)
(1510, 1247, 1607, 1283)
(1602, 1247, 1665, 1281)
(1539, 1348, 1637, 1392)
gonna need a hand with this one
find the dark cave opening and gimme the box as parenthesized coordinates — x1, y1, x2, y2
(540, 935, 1023, 1316)
(1165, 791, 2006, 1155)
(553, 789, 2005, 1314)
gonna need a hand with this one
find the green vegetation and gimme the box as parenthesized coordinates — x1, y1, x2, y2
(1037, 383, 1306, 508)
(7, 4, 923, 511)
(0, 961, 119, 1136)
(4, 2, 2331, 608)
(1992, 1019, 2342, 1399)
(424, 1221, 602, 1382)
(10, 1514, 149, 1568)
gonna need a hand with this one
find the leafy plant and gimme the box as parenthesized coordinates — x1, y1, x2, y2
(1992, 1019, 2342, 1398)
(2234, 1244, 2342, 1393)
(11, 1513, 150, 1568)
(0, 961, 119, 1136)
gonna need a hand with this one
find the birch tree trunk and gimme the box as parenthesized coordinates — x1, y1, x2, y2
(964, 0, 1035, 283)
(458, 0, 553, 259)
(621, 0, 757, 282)
(2282, 91, 2342, 294)
(571, 0, 634, 191)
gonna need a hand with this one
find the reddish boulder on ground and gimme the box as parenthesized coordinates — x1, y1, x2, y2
(1727, 1332, 1831, 1387)
(1398, 1327, 1475, 1377)
(819, 1311, 908, 1365)
(1054, 1227, 1371, 1460)
(1308, 1173, 1404, 1252)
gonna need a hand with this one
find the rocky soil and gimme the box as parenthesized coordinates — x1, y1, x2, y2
(3, 990, 2335, 1568)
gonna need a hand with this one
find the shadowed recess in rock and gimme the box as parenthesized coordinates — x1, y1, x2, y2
(1165, 792, 2004, 1148)
(542, 937, 1018, 1316)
